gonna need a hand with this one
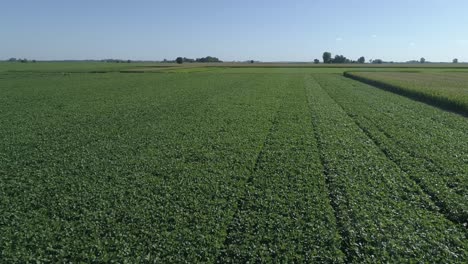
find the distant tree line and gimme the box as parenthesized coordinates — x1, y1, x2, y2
(102, 59, 132, 63)
(4, 56, 463, 64)
(174, 56, 222, 64)
(405, 58, 427, 64)
(195, 56, 222, 63)
(7, 58, 36, 63)
(317, 53, 462, 64)
(319, 52, 366, 64)
(370, 59, 384, 64)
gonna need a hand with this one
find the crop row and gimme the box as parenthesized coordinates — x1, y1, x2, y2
(0, 72, 288, 262)
(2, 69, 467, 262)
(344, 71, 468, 116)
(315, 74, 468, 225)
(304, 75, 467, 263)
(217, 76, 343, 262)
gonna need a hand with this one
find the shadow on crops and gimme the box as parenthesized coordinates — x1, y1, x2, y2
(344, 71, 468, 117)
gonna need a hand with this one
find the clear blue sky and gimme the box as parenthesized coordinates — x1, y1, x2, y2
(2, 0, 467, 62)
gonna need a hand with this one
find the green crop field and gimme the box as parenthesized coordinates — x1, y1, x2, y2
(0, 63, 467, 262)
(344, 71, 468, 115)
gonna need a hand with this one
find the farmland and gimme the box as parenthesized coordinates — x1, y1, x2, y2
(344, 71, 468, 115)
(0, 64, 467, 262)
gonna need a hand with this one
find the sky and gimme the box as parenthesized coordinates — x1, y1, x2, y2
(2, 0, 467, 62)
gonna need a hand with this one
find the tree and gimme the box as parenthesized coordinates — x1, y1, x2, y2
(314, 59, 320, 64)
(195, 56, 222, 63)
(420, 57, 425, 63)
(372, 59, 383, 64)
(358, 56, 365, 64)
(323, 52, 332, 64)
(176, 57, 183, 64)
(8, 58, 17, 62)
(331, 55, 347, 63)
(453, 58, 458, 63)
(182, 57, 195, 63)
(250, 60, 254, 64)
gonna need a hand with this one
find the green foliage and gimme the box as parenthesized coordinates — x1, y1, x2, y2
(331, 55, 349, 64)
(0, 66, 467, 262)
(0, 61, 166, 73)
(344, 71, 468, 115)
(196, 56, 222, 63)
(307, 75, 467, 262)
(173, 56, 222, 63)
(218, 76, 344, 263)
(323, 52, 332, 63)
(321, 74, 468, 224)
(358, 56, 365, 64)
(0, 72, 290, 262)
(320, 53, 351, 64)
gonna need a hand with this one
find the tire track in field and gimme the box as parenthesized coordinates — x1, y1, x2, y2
(315, 76, 463, 228)
(303, 75, 351, 263)
(338, 112, 465, 227)
(214, 100, 282, 262)
(356, 114, 466, 227)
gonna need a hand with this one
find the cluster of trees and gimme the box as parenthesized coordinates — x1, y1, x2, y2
(174, 56, 222, 64)
(8, 58, 35, 63)
(319, 52, 366, 64)
(371, 59, 384, 64)
(406, 58, 427, 64)
(195, 56, 222, 63)
(318, 53, 461, 64)
(173, 57, 195, 63)
(401, 58, 459, 64)
(102, 59, 132, 63)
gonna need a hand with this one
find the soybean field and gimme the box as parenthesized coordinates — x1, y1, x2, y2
(0, 65, 467, 263)
(345, 71, 468, 115)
